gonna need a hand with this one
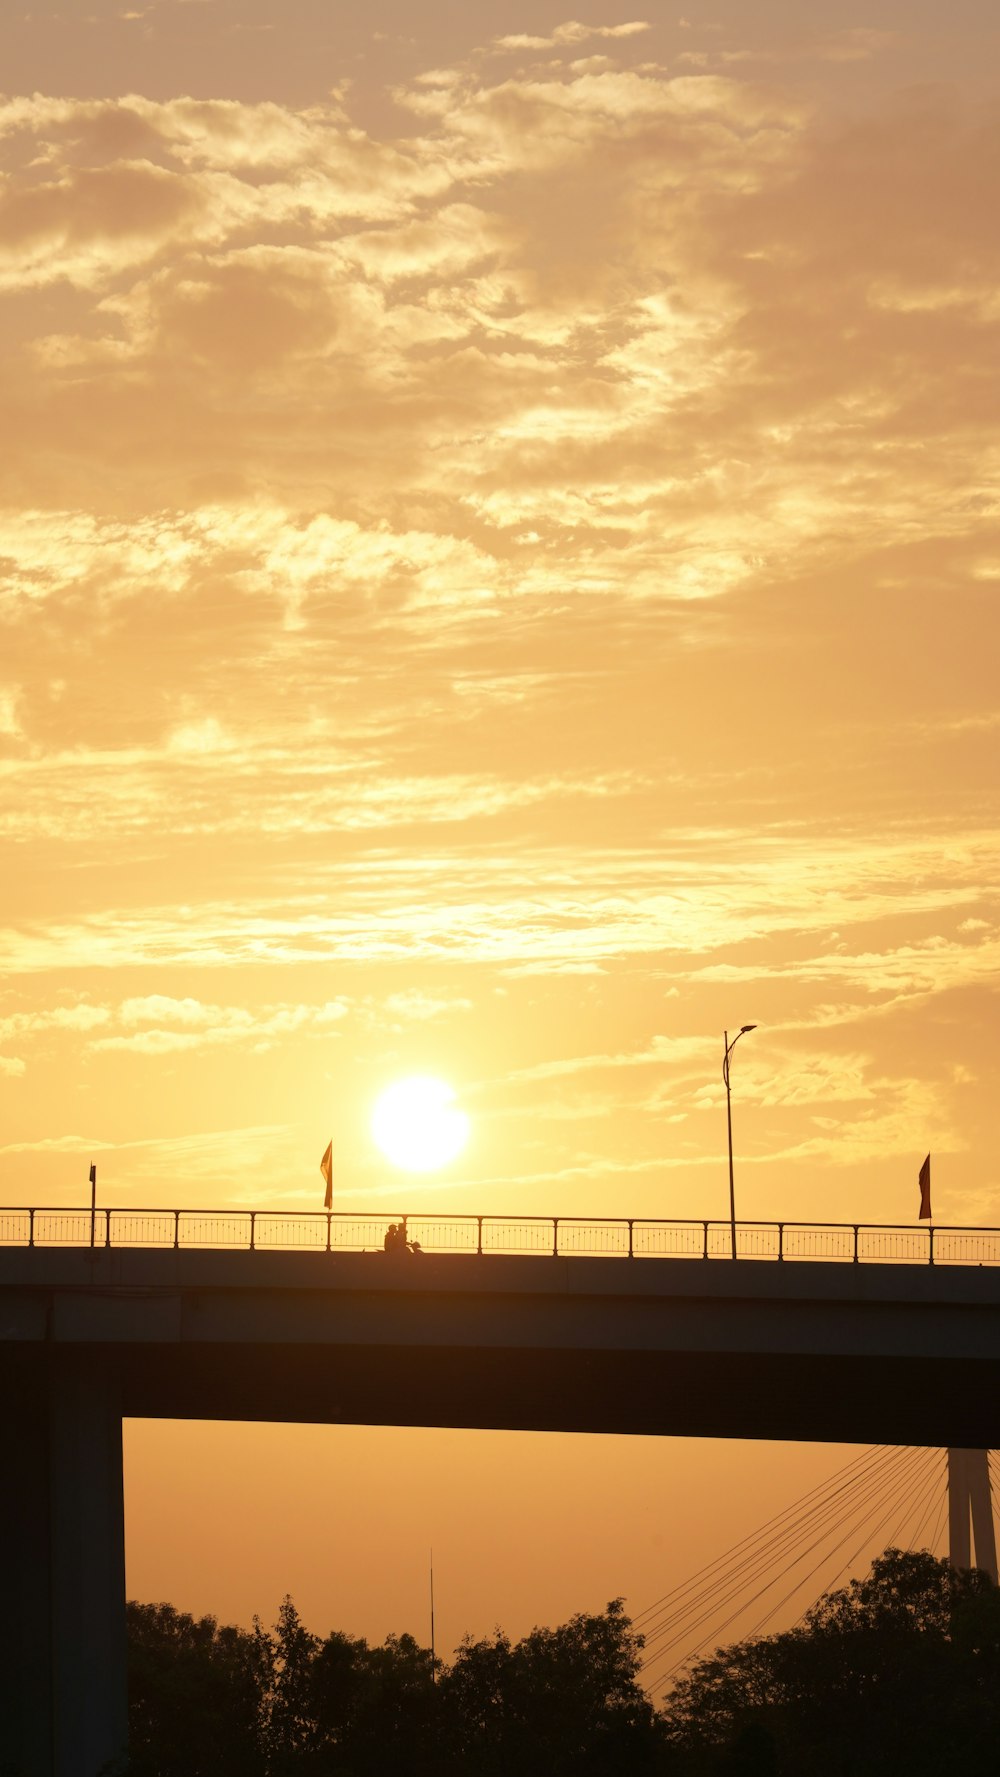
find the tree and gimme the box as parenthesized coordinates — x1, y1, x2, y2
(661, 1549, 1000, 1776)
(309, 1628, 439, 1775)
(263, 1596, 320, 1773)
(126, 1600, 268, 1777)
(443, 1599, 665, 1776)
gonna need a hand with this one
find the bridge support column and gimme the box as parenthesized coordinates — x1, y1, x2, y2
(0, 1353, 127, 1777)
(948, 1447, 998, 1583)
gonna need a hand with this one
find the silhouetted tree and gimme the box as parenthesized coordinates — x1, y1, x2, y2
(309, 1628, 439, 1774)
(124, 1593, 664, 1775)
(264, 1596, 320, 1772)
(661, 1549, 1000, 1776)
(443, 1598, 665, 1775)
(126, 1600, 268, 1776)
(125, 1559, 1000, 1777)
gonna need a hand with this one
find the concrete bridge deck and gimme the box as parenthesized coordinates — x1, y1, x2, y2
(4, 1245, 1000, 1446)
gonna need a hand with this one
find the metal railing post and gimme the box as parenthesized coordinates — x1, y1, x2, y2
(28, 1207, 35, 1249)
(326, 1211, 332, 1253)
(928, 1224, 935, 1265)
(628, 1219, 634, 1259)
(249, 1210, 256, 1253)
(552, 1217, 559, 1257)
(477, 1215, 483, 1256)
(703, 1220, 709, 1260)
(852, 1225, 859, 1263)
(777, 1222, 784, 1261)
(173, 1209, 180, 1251)
(105, 1209, 111, 1248)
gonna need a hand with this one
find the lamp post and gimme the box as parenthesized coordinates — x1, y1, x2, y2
(723, 1026, 756, 1258)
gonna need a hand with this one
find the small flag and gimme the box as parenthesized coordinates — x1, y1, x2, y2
(918, 1153, 931, 1221)
(319, 1140, 333, 1210)
(89, 1163, 96, 1187)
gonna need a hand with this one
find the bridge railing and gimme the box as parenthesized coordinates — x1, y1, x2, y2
(2, 1209, 1000, 1265)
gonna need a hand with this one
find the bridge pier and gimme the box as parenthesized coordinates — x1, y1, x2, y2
(1, 1352, 127, 1777)
(947, 1447, 999, 1582)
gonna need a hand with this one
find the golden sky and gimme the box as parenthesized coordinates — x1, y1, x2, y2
(2, 0, 999, 1666)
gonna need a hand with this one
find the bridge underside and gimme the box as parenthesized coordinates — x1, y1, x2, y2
(113, 1342, 1000, 1447)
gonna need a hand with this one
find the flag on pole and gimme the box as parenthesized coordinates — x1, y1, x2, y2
(320, 1140, 333, 1210)
(918, 1153, 931, 1220)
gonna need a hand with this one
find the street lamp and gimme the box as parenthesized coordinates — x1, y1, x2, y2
(723, 1025, 757, 1259)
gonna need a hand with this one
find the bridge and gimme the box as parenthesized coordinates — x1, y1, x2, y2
(4, 1210, 1000, 1775)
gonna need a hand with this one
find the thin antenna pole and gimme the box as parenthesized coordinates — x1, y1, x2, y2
(430, 1549, 436, 1683)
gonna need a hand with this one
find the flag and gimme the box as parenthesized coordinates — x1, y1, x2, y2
(320, 1141, 333, 1210)
(89, 1163, 96, 1187)
(918, 1153, 931, 1220)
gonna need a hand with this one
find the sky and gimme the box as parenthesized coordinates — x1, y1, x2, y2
(1, 0, 999, 1681)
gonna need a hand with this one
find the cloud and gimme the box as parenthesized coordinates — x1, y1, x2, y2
(381, 991, 474, 1021)
(0, 688, 21, 735)
(0, 1124, 295, 1185)
(0, 91, 451, 296)
(95, 996, 349, 1053)
(0, 1132, 117, 1153)
(686, 930, 1000, 1002)
(0, 1003, 112, 1037)
(719, 28, 897, 67)
(0, 504, 506, 626)
(0, 157, 203, 290)
(0, 994, 349, 1065)
(7, 71, 992, 674)
(509, 1033, 709, 1083)
(490, 22, 652, 54)
(1, 832, 997, 976)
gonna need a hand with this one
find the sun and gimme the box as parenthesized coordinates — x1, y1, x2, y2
(371, 1076, 470, 1173)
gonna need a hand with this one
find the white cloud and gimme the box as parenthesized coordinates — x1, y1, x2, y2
(382, 991, 474, 1020)
(491, 21, 651, 53)
(94, 996, 350, 1053)
(0, 1003, 112, 1039)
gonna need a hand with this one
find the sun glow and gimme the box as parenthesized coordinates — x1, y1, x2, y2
(370, 1076, 470, 1173)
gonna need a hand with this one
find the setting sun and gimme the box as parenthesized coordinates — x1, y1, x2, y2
(371, 1077, 470, 1173)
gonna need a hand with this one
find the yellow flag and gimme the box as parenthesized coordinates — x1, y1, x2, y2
(320, 1140, 333, 1210)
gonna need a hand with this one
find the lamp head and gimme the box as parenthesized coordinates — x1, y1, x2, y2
(741, 1023, 757, 1033)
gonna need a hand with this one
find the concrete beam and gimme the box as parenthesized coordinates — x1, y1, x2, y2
(4, 1249, 1000, 1445)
